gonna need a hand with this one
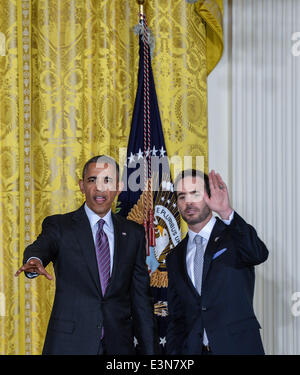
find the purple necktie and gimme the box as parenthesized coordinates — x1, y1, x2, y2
(95, 219, 110, 296)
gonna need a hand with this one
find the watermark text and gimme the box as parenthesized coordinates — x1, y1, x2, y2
(291, 32, 300, 57)
(0, 32, 5, 56)
(0, 292, 5, 316)
(291, 292, 300, 317)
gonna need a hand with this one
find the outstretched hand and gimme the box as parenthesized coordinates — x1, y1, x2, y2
(15, 258, 53, 280)
(203, 170, 233, 220)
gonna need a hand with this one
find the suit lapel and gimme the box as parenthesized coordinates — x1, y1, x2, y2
(72, 205, 102, 296)
(202, 217, 227, 283)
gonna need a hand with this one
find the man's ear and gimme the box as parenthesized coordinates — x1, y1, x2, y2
(79, 179, 85, 194)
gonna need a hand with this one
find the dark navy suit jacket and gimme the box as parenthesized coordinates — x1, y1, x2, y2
(24, 204, 158, 355)
(166, 212, 269, 355)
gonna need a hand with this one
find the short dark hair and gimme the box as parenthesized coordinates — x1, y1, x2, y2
(173, 169, 211, 198)
(82, 155, 120, 180)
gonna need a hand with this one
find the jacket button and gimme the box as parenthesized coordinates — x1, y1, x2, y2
(202, 306, 207, 311)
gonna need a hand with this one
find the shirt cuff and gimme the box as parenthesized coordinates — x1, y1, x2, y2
(222, 210, 235, 225)
(25, 257, 43, 279)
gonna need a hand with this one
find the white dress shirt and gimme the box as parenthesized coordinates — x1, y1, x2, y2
(84, 203, 115, 275)
(186, 211, 234, 346)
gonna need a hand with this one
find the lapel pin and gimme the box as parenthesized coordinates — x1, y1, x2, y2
(122, 232, 127, 236)
(214, 236, 220, 242)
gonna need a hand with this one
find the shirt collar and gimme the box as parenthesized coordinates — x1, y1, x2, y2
(84, 203, 113, 231)
(188, 215, 216, 244)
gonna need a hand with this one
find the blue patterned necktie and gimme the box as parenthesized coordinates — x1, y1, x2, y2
(194, 234, 209, 346)
(95, 219, 110, 296)
(194, 235, 205, 296)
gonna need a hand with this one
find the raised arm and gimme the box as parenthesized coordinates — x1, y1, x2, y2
(204, 170, 268, 265)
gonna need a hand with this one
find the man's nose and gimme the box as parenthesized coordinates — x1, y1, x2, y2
(96, 179, 105, 191)
(185, 202, 194, 208)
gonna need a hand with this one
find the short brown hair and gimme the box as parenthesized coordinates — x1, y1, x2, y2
(82, 155, 120, 180)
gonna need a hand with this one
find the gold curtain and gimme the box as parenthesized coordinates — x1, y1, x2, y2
(0, 0, 223, 354)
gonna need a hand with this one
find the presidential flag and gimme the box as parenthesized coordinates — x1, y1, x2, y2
(117, 11, 181, 354)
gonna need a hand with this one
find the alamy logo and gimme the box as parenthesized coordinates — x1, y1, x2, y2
(291, 32, 300, 57)
(0, 292, 5, 317)
(0, 32, 5, 56)
(291, 292, 300, 317)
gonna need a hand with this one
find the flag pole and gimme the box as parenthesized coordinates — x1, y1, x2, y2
(136, 0, 155, 256)
(138, 0, 150, 255)
(137, 0, 144, 19)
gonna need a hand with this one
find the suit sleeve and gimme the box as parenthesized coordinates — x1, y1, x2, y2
(230, 211, 269, 266)
(166, 255, 186, 355)
(130, 226, 159, 354)
(23, 216, 60, 270)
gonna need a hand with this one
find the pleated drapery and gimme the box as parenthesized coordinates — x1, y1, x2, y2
(0, 0, 223, 354)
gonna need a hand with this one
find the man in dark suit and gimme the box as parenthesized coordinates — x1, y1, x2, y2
(15, 155, 158, 355)
(166, 169, 268, 355)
